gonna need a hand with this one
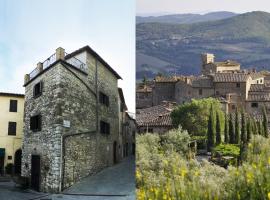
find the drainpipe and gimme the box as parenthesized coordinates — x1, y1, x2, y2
(95, 58, 99, 165)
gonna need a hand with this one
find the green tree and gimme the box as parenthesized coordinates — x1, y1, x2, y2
(171, 98, 223, 136)
(253, 119, 259, 135)
(229, 113, 235, 144)
(247, 117, 252, 142)
(258, 121, 263, 135)
(224, 114, 229, 143)
(142, 75, 148, 86)
(263, 106, 268, 138)
(241, 111, 247, 144)
(235, 108, 240, 144)
(207, 105, 215, 151)
(216, 112, 222, 145)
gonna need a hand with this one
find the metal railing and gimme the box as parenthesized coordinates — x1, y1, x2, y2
(65, 54, 87, 73)
(28, 52, 87, 81)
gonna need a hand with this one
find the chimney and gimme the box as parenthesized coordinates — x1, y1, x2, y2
(24, 74, 30, 84)
(56, 47, 65, 60)
(37, 62, 43, 73)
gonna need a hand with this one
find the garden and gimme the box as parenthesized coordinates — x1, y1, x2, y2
(136, 98, 270, 200)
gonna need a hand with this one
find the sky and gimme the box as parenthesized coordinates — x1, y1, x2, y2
(137, 0, 270, 16)
(0, 0, 135, 113)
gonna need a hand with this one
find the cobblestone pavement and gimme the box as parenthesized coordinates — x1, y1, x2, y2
(0, 156, 135, 200)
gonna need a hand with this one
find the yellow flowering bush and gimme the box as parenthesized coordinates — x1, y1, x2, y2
(137, 133, 270, 200)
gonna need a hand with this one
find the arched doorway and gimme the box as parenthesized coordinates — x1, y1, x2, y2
(113, 141, 117, 164)
(14, 149, 22, 175)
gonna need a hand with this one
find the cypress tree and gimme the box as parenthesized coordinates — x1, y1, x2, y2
(263, 107, 268, 138)
(241, 111, 247, 144)
(247, 117, 252, 142)
(258, 121, 262, 135)
(235, 108, 240, 144)
(229, 113, 235, 144)
(253, 119, 258, 135)
(207, 105, 215, 152)
(216, 112, 221, 145)
(224, 114, 229, 143)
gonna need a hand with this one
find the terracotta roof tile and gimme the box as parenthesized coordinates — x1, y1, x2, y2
(213, 73, 250, 82)
(136, 102, 175, 127)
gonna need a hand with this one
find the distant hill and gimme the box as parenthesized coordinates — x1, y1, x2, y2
(136, 11, 237, 24)
(137, 11, 270, 80)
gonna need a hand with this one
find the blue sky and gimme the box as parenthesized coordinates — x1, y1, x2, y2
(0, 0, 135, 113)
(137, 0, 270, 15)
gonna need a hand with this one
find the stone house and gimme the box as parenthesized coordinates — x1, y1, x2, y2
(22, 46, 126, 193)
(0, 92, 24, 175)
(136, 53, 269, 122)
(136, 101, 175, 134)
(118, 88, 136, 157)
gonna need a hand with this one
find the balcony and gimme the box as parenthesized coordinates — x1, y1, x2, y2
(25, 47, 87, 84)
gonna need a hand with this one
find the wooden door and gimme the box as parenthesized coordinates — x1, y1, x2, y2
(31, 155, 41, 191)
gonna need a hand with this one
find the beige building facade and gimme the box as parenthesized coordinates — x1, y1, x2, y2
(0, 92, 24, 175)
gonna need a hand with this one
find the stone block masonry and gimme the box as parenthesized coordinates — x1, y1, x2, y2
(22, 46, 123, 193)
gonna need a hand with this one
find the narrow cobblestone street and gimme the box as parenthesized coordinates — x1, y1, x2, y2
(0, 156, 135, 200)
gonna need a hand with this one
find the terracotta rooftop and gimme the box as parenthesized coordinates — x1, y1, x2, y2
(213, 73, 250, 82)
(136, 101, 175, 127)
(247, 93, 270, 101)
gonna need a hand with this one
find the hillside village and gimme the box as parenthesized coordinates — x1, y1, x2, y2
(136, 53, 270, 133)
(0, 46, 135, 193)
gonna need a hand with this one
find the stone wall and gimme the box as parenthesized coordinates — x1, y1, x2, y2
(22, 50, 121, 193)
(153, 82, 176, 106)
(63, 132, 106, 189)
(22, 64, 63, 192)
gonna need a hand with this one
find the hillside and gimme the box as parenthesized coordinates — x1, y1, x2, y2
(136, 11, 237, 24)
(137, 11, 270, 80)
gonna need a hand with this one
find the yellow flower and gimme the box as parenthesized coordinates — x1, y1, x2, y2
(181, 169, 187, 177)
(194, 171, 200, 177)
(136, 170, 141, 179)
(248, 143, 252, 148)
(252, 163, 257, 169)
(268, 192, 270, 200)
(268, 157, 270, 165)
(246, 172, 253, 183)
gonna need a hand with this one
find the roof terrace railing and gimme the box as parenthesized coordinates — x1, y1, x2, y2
(26, 47, 87, 84)
(65, 52, 87, 73)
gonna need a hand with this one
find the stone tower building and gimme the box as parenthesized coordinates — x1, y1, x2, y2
(22, 46, 123, 192)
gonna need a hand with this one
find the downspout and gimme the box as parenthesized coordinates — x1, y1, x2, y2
(95, 58, 99, 165)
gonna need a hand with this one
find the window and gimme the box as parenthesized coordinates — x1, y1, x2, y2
(251, 102, 258, 108)
(8, 156, 12, 160)
(216, 91, 220, 95)
(260, 79, 263, 83)
(99, 92, 109, 106)
(33, 82, 43, 97)
(236, 83, 240, 88)
(30, 115, 42, 132)
(9, 100, 17, 112)
(100, 121, 110, 134)
(199, 89, 202, 95)
(231, 105, 236, 110)
(8, 122, 16, 136)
